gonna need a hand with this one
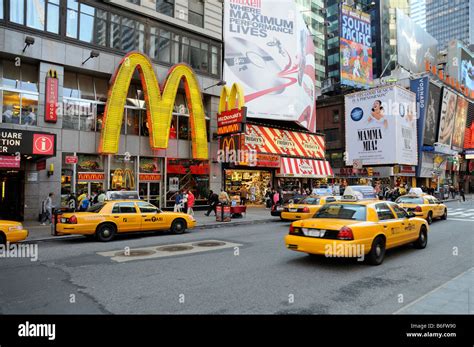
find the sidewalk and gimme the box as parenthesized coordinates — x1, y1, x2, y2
(395, 267, 473, 314)
(22, 206, 279, 242)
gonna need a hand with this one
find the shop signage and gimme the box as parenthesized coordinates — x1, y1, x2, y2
(169, 177, 179, 192)
(36, 160, 46, 171)
(217, 107, 247, 128)
(139, 173, 162, 181)
(99, 52, 208, 159)
(78, 173, 105, 181)
(65, 156, 78, 164)
(394, 165, 416, 176)
(217, 123, 242, 136)
(244, 153, 280, 168)
(0, 129, 56, 156)
(27, 172, 38, 182)
(243, 124, 325, 159)
(278, 158, 333, 178)
(0, 155, 20, 168)
(434, 142, 457, 155)
(333, 167, 393, 178)
(217, 84, 246, 136)
(45, 69, 59, 123)
(352, 159, 362, 169)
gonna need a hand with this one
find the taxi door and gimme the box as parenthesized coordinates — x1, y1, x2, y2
(111, 202, 141, 232)
(136, 201, 166, 231)
(375, 203, 404, 248)
(388, 203, 418, 243)
(431, 197, 444, 217)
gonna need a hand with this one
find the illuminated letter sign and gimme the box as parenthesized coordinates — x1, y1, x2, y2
(99, 51, 208, 159)
(217, 83, 246, 135)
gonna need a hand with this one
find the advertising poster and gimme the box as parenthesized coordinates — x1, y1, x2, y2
(396, 9, 438, 73)
(447, 40, 474, 91)
(340, 4, 372, 89)
(423, 83, 442, 146)
(223, 0, 316, 132)
(437, 88, 458, 147)
(344, 85, 417, 166)
(410, 76, 429, 150)
(452, 97, 469, 150)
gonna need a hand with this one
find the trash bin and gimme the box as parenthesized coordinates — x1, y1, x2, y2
(216, 203, 231, 222)
(51, 208, 63, 236)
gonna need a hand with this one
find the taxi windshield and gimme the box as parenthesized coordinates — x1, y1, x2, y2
(314, 204, 366, 221)
(87, 203, 106, 213)
(396, 196, 424, 204)
(299, 197, 320, 205)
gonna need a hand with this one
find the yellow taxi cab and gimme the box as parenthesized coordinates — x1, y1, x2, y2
(54, 200, 196, 242)
(0, 221, 28, 244)
(395, 194, 447, 224)
(280, 195, 337, 221)
(285, 197, 429, 265)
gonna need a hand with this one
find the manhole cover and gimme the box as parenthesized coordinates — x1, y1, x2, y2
(192, 241, 226, 247)
(157, 245, 194, 252)
(114, 250, 156, 257)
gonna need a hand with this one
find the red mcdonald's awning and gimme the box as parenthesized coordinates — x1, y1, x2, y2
(277, 157, 334, 178)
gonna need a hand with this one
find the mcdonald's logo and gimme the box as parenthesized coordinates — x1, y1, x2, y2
(218, 83, 245, 113)
(99, 51, 208, 159)
(219, 135, 240, 152)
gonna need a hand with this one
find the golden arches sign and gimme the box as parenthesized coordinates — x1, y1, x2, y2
(218, 83, 245, 114)
(99, 51, 208, 159)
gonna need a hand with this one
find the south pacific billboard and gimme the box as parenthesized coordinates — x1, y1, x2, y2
(223, 0, 317, 132)
(345, 85, 418, 166)
(340, 4, 372, 89)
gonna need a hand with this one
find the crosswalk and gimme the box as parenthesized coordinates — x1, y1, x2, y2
(447, 205, 474, 221)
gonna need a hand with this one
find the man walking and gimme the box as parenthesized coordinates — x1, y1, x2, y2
(41, 193, 55, 225)
(460, 187, 466, 202)
(205, 190, 219, 216)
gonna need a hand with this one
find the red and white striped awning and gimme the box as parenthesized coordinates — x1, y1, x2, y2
(277, 157, 333, 178)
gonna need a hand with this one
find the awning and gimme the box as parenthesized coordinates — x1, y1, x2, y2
(277, 157, 333, 178)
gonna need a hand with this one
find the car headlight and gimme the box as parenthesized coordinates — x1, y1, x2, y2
(8, 225, 23, 231)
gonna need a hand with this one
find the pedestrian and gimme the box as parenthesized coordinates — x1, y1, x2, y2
(205, 190, 219, 216)
(77, 190, 87, 209)
(91, 191, 98, 205)
(187, 189, 195, 216)
(218, 189, 230, 205)
(181, 190, 188, 212)
(40, 193, 55, 225)
(449, 185, 455, 199)
(80, 195, 90, 211)
(460, 187, 465, 202)
(97, 190, 106, 203)
(273, 189, 280, 206)
(174, 191, 183, 212)
(240, 186, 248, 205)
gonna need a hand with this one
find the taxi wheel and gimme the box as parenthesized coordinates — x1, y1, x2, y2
(171, 219, 187, 234)
(96, 224, 116, 242)
(427, 212, 433, 225)
(413, 226, 428, 249)
(367, 236, 386, 266)
(441, 209, 447, 220)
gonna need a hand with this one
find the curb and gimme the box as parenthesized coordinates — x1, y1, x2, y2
(25, 218, 280, 243)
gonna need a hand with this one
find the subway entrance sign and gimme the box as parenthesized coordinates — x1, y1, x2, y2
(99, 51, 208, 159)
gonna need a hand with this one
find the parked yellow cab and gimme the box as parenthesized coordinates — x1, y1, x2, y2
(280, 195, 337, 221)
(396, 194, 447, 224)
(285, 199, 429, 265)
(55, 200, 196, 242)
(0, 221, 28, 244)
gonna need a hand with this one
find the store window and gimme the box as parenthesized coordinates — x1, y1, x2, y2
(110, 155, 137, 190)
(63, 100, 95, 131)
(178, 116, 189, 140)
(188, 0, 204, 28)
(166, 159, 209, 206)
(157, 0, 174, 16)
(125, 108, 140, 135)
(225, 169, 272, 204)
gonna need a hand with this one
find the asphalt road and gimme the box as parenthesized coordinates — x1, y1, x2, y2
(1, 200, 472, 314)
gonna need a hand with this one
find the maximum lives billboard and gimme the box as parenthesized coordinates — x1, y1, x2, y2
(223, 0, 317, 132)
(340, 4, 372, 89)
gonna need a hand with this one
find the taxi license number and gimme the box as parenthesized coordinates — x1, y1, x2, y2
(302, 228, 326, 237)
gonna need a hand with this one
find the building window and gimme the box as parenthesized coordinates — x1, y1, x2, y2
(1, 91, 38, 126)
(188, 0, 204, 27)
(78, 4, 107, 46)
(150, 28, 178, 64)
(332, 110, 339, 123)
(211, 46, 219, 75)
(0, 0, 3, 20)
(325, 128, 339, 142)
(126, 0, 140, 4)
(110, 14, 145, 52)
(8, 0, 59, 32)
(157, 0, 174, 17)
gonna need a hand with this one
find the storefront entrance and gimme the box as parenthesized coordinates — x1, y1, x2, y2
(224, 169, 272, 204)
(139, 182, 161, 207)
(0, 170, 25, 221)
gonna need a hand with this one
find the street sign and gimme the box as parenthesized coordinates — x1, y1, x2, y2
(65, 156, 78, 164)
(353, 159, 362, 169)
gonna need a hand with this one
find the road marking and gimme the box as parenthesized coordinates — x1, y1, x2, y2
(393, 267, 474, 315)
(97, 239, 242, 262)
(448, 218, 474, 222)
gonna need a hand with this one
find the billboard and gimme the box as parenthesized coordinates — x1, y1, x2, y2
(423, 83, 442, 146)
(452, 97, 469, 150)
(396, 9, 438, 73)
(340, 4, 372, 89)
(223, 0, 316, 132)
(410, 76, 429, 151)
(437, 88, 458, 147)
(447, 40, 474, 90)
(344, 85, 418, 166)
